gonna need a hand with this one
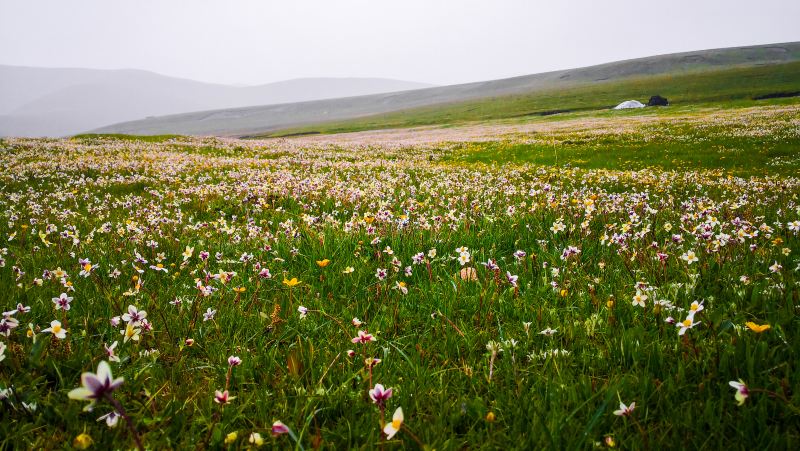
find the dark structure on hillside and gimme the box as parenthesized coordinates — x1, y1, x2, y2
(648, 95, 669, 106)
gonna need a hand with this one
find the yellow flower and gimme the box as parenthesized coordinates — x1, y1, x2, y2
(234, 286, 246, 293)
(38, 231, 52, 247)
(316, 259, 331, 267)
(224, 431, 238, 444)
(283, 277, 300, 287)
(486, 411, 496, 422)
(248, 432, 264, 446)
(122, 324, 141, 342)
(182, 246, 194, 261)
(73, 433, 93, 449)
(745, 322, 771, 333)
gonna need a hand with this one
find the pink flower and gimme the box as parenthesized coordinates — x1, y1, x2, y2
(228, 356, 242, 366)
(352, 330, 376, 344)
(52, 293, 73, 311)
(68, 361, 124, 409)
(369, 383, 393, 407)
(506, 271, 518, 288)
(214, 389, 234, 404)
(613, 401, 635, 417)
(271, 421, 290, 437)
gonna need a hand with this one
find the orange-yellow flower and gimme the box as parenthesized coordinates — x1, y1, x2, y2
(283, 277, 300, 288)
(745, 322, 770, 333)
(316, 259, 330, 267)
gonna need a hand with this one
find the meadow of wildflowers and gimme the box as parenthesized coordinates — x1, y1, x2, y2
(0, 104, 799, 449)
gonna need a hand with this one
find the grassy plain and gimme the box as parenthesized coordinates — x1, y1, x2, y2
(0, 103, 799, 449)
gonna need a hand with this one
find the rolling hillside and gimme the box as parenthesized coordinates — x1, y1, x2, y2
(0, 66, 433, 137)
(92, 42, 800, 137)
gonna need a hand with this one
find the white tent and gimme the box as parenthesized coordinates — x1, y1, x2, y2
(613, 100, 646, 110)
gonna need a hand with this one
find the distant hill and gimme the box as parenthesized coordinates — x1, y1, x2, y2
(91, 42, 800, 138)
(0, 66, 434, 137)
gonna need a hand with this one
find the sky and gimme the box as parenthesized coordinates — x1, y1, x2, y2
(1, 0, 799, 86)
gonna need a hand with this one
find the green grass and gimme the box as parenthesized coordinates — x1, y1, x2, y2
(256, 61, 800, 138)
(442, 104, 800, 176)
(0, 105, 798, 450)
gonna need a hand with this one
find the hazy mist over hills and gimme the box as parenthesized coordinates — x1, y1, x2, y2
(92, 42, 800, 138)
(0, 66, 434, 137)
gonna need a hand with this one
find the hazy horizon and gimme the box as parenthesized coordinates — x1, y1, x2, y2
(0, 63, 436, 88)
(2, 0, 799, 87)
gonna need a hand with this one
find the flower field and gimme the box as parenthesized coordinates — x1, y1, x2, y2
(1, 104, 799, 449)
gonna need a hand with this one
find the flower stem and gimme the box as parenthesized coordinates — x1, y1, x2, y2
(105, 395, 144, 451)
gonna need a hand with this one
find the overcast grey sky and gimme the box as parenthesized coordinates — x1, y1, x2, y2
(1, 0, 799, 86)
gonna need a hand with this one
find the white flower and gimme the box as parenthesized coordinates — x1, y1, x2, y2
(104, 341, 120, 363)
(681, 250, 699, 265)
(203, 308, 216, 321)
(383, 407, 404, 439)
(97, 410, 121, 427)
(677, 317, 701, 336)
(42, 320, 67, 339)
(632, 291, 647, 308)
